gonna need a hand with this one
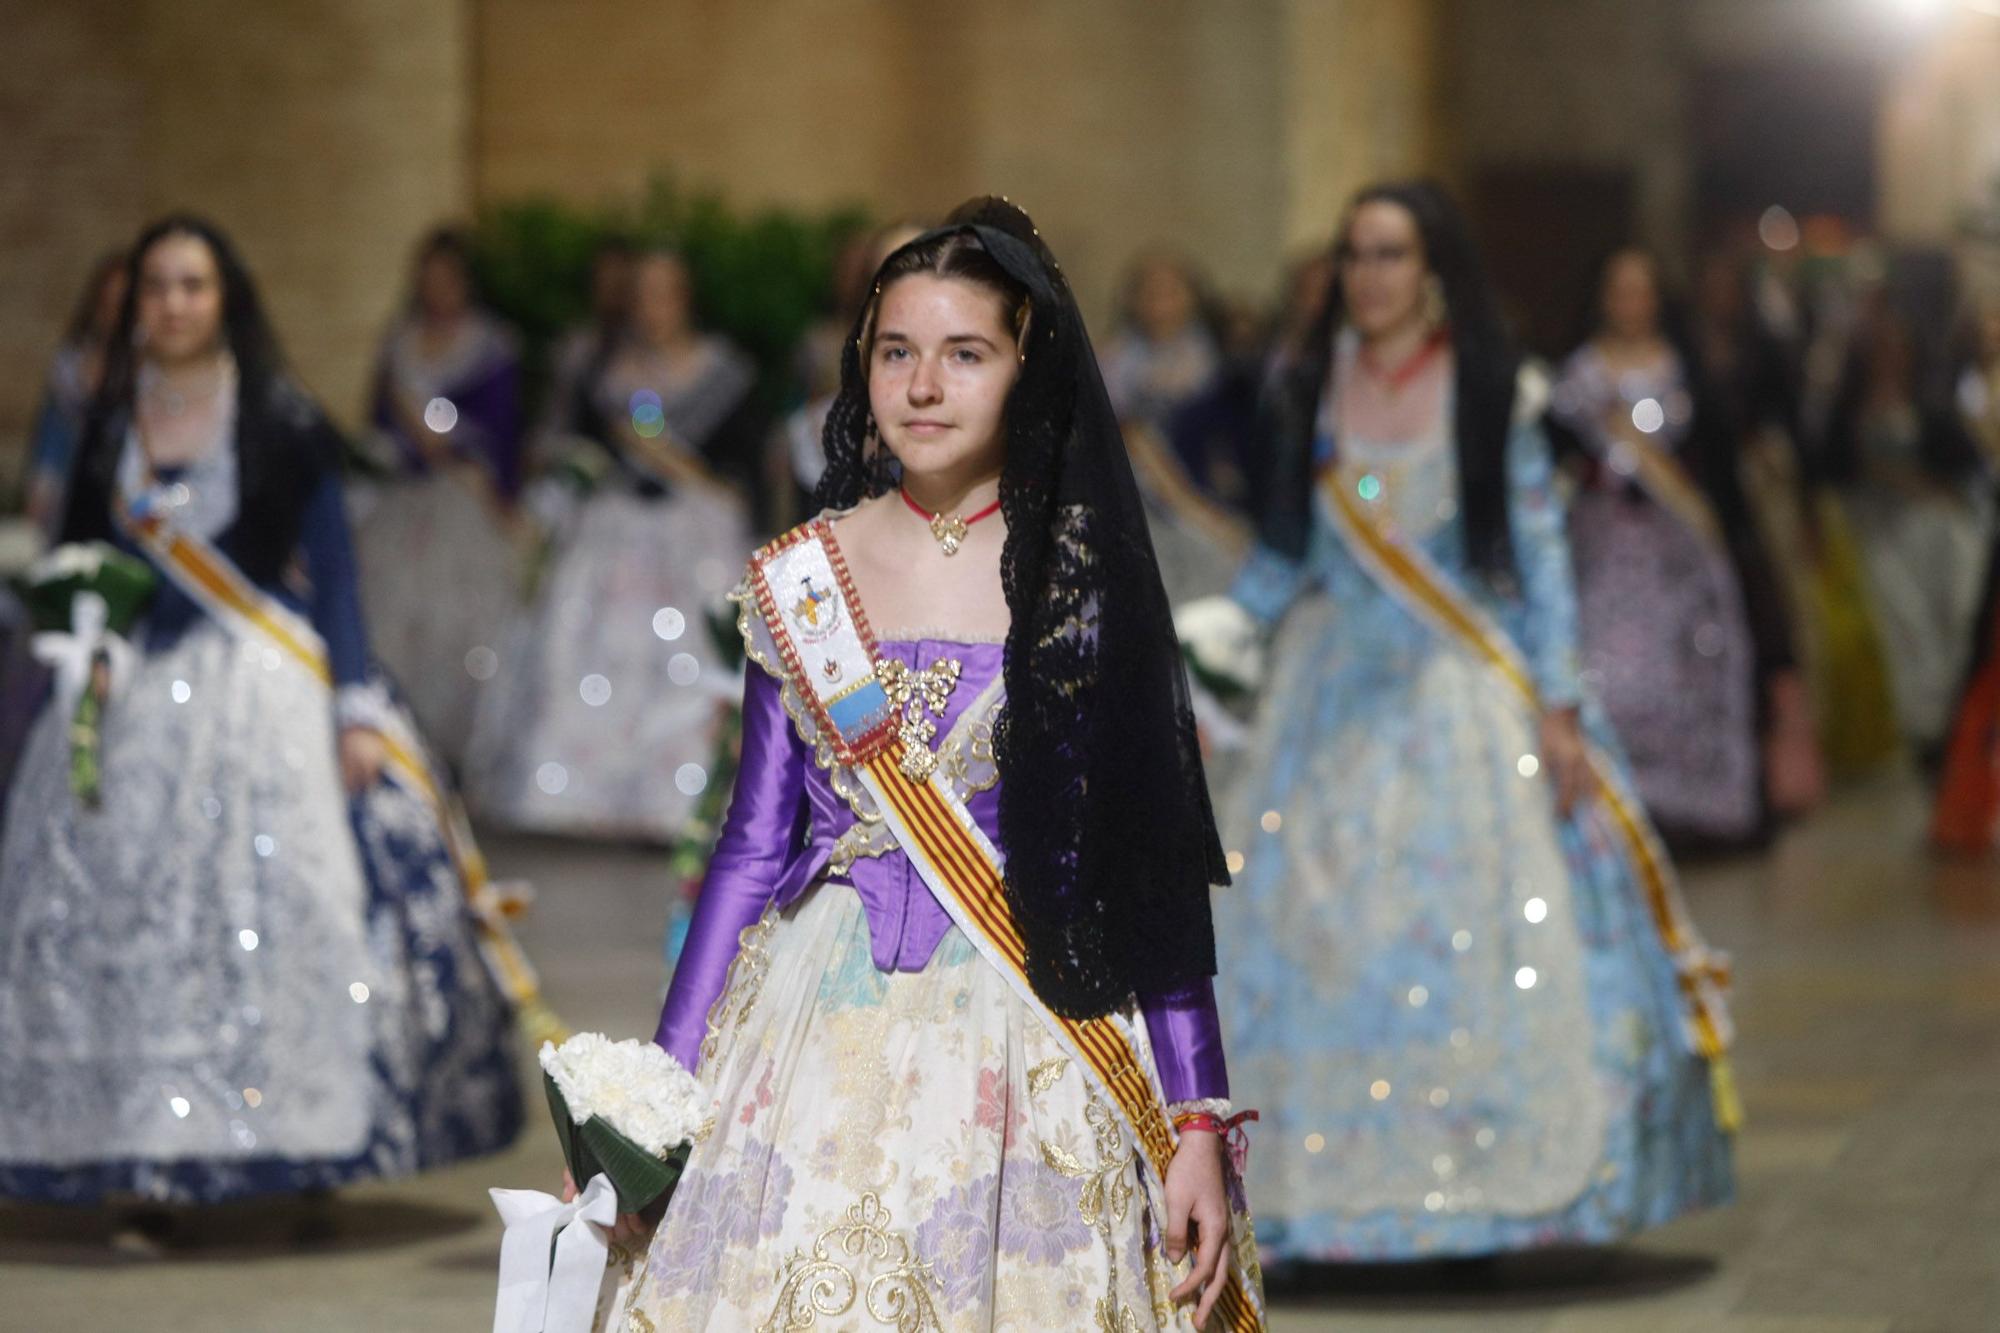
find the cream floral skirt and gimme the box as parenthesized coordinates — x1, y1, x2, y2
(612, 882, 1213, 1332)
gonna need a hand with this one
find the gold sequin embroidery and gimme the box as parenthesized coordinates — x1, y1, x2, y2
(700, 910, 777, 1069)
(1026, 1055, 1070, 1099)
(937, 678, 1003, 795)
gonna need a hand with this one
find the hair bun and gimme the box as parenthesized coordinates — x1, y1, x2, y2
(945, 195, 1036, 238)
(938, 196, 1065, 301)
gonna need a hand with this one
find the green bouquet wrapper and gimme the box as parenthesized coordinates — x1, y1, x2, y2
(13, 543, 158, 807)
(549, 437, 614, 497)
(1181, 642, 1255, 707)
(14, 543, 156, 636)
(544, 1073, 692, 1217)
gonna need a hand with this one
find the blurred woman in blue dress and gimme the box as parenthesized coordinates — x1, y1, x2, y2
(1195, 181, 1735, 1264)
(20, 252, 128, 540)
(1103, 251, 1250, 604)
(0, 217, 521, 1236)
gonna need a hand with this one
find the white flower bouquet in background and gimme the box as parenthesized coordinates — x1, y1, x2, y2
(539, 1033, 708, 1215)
(1173, 594, 1266, 702)
(1173, 594, 1265, 755)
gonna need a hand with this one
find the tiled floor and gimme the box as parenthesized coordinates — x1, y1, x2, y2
(3, 771, 1995, 1331)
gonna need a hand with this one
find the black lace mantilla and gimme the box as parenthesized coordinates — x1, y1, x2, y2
(815, 198, 1226, 1019)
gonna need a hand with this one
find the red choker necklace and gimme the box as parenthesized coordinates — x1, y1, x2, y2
(900, 487, 1002, 557)
(1360, 328, 1450, 393)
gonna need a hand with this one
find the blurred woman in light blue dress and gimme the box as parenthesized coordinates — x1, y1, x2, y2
(1102, 250, 1250, 605)
(1195, 181, 1735, 1263)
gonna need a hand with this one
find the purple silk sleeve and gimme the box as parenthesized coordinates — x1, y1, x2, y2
(1139, 977, 1230, 1106)
(652, 665, 808, 1068)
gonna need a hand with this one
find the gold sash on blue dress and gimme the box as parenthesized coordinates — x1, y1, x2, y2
(1317, 466, 1741, 1131)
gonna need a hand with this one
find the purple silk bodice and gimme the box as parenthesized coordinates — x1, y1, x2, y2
(653, 638, 1228, 1106)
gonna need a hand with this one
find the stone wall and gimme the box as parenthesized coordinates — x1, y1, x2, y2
(0, 0, 470, 458)
(471, 0, 1444, 318)
(0, 2, 149, 460)
(0, 0, 1448, 469)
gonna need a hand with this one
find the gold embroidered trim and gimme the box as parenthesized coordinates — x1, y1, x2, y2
(1040, 1092, 1142, 1331)
(937, 677, 1003, 795)
(1026, 1055, 1070, 1099)
(828, 818, 898, 875)
(699, 909, 776, 1069)
(761, 1192, 944, 1331)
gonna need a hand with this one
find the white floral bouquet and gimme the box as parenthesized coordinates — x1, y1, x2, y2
(1173, 595, 1266, 702)
(539, 1033, 709, 1215)
(14, 542, 156, 806)
(491, 1035, 708, 1333)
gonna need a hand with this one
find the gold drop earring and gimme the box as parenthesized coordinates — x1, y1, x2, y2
(1421, 274, 1449, 331)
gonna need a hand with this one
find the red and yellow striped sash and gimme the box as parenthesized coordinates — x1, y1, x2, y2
(858, 738, 1265, 1331)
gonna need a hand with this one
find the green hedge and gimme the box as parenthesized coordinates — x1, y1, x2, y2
(468, 176, 870, 415)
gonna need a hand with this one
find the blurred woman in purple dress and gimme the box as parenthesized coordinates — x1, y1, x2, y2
(351, 228, 527, 769)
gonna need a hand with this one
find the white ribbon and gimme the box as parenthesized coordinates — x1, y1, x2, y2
(31, 591, 135, 712)
(489, 1172, 620, 1333)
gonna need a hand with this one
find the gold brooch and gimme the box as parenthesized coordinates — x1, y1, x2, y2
(877, 657, 962, 783)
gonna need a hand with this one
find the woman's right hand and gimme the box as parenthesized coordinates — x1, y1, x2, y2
(561, 1168, 654, 1246)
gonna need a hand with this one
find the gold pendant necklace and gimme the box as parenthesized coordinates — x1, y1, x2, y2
(900, 488, 1000, 557)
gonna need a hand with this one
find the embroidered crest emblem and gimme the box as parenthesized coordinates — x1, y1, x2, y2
(789, 574, 842, 644)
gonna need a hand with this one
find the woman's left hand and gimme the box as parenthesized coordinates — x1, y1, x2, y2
(562, 1168, 653, 1247)
(1539, 706, 1589, 817)
(1163, 1128, 1231, 1327)
(338, 726, 389, 795)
